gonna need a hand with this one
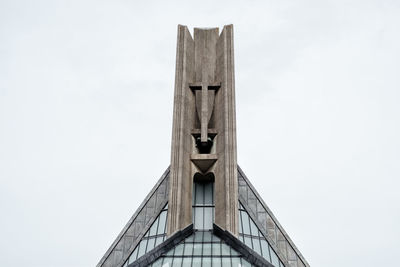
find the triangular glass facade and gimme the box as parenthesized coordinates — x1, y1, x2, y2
(123, 204, 168, 266)
(148, 230, 253, 267)
(238, 203, 284, 267)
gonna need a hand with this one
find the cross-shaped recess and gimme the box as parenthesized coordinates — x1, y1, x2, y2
(189, 82, 221, 143)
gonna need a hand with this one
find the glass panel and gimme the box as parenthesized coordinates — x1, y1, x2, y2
(157, 211, 167, 235)
(193, 243, 202, 256)
(249, 219, 258, 237)
(221, 257, 231, 267)
(260, 239, 271, 261)
(183, 243, 193, 255)
(212, 242, 221, 256)
(238, 212, 243, 233)
(194, 207, 204, 229)
(221, 243, 231, 255)
(137, 239, 147, 258)
(182, 257, 192, 266)
(129, 246, 138, 262)
(229, 247, 240, 256)
(155, 236, 164, 247)
(149, 217, 159, 236)
(203, 243, 212, 256)
(147, 237, 156, 252)
(231, 257, 240, 266)
(192, 257, 201, 266)
(174, 243, 184, 256)
(212, 257, 222, 267)
(165, 246, 175, 256)
(240, 211, 251, 235)
(203, 257, 212, 266)
(270, 249, 280, 266)
(152, 258, 163, 267)
(194, 231, 203, 242)
(252, 237, 262, 255)
(203, 207, 213, 229)
(244, 236, 252, 248)
(172, 257, 182, 267)
(241, 258, 252, 267)
(238, 202, 284, 266)
(203, 231, 212, 242)
(195, 183, 204, 204)
(204, 183, 213, 204)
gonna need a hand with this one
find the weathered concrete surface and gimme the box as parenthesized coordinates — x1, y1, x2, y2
(238, 166, 310, 267)
(168, 25, 239, 236)
(97, 169, 169, 267)
(167, 25, 195, 235)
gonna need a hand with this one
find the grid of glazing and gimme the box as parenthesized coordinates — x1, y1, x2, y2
(238, 203, 284, 267)
(192, 181, 214, 230)
(148, 230, 254, 267)
(123, 204, 168, 267)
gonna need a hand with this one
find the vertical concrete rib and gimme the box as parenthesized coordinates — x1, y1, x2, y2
(167, 25, 194, 235)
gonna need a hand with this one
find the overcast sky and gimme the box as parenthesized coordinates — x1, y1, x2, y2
(1, 0, 399, 266)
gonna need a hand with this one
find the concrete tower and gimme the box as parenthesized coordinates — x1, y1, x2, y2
(97, 25, 309, 267)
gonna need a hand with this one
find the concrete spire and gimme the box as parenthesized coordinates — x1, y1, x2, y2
(167, 25, 239, 236)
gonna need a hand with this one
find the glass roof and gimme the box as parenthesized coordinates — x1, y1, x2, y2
(123, 204, 168, 267)
(238, 203, 284, 267)
(149, 230, 254, 267)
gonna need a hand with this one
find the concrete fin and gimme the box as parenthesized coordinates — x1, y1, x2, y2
(97, 168, 170, 267)
(238, 166, 310, 267)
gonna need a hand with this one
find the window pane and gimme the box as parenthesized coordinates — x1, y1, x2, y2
(270, 249, 280, 266)
(221, 243, 231, 256)
(238, 212, 243, 234)
(194, 207, 204, 229)
(194, 230, 203, 242)
(203, 207, 213, 229)
(249, 219, 258, 237)
(137, 239, 147, 258)
(212, 257, 222, 267)
(183, 243, 193, 255)
(231, 257, 240, 267)
(221, 257, 231, 267)
(252, 237, 262, 255)
(152, 258, 163, 267)
(162, 259, 172, 267)
(157, 211, 167, 235)
(203, 243, 212, 256)
(129, 246, 138, 262)
(172, 257, 182, 267)
(212, 242, 221, 256)
(182, 257, 192, 267)
(203, 257, 212, 266)
(244, 236, 252, 249)
(241, 258, 252, 267)
(192, 257, 201, 267)
(149, 217, 159, 236)
(204, 183, 213, 204)
(174, 243, 184, 256)
(155, 236, 164, 247)
(193, 243, 202, 256)
(195, 183, 204, 204)
(203, 231, 212, 242)
(260, 239, 271, 261)
(240, 211, 251, 235)
(146, 237, 156, 252)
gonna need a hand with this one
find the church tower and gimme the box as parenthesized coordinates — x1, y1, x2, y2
(97, 25, 309, 267)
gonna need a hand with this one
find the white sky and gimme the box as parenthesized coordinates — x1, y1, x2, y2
(1, 0, 399, 266)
